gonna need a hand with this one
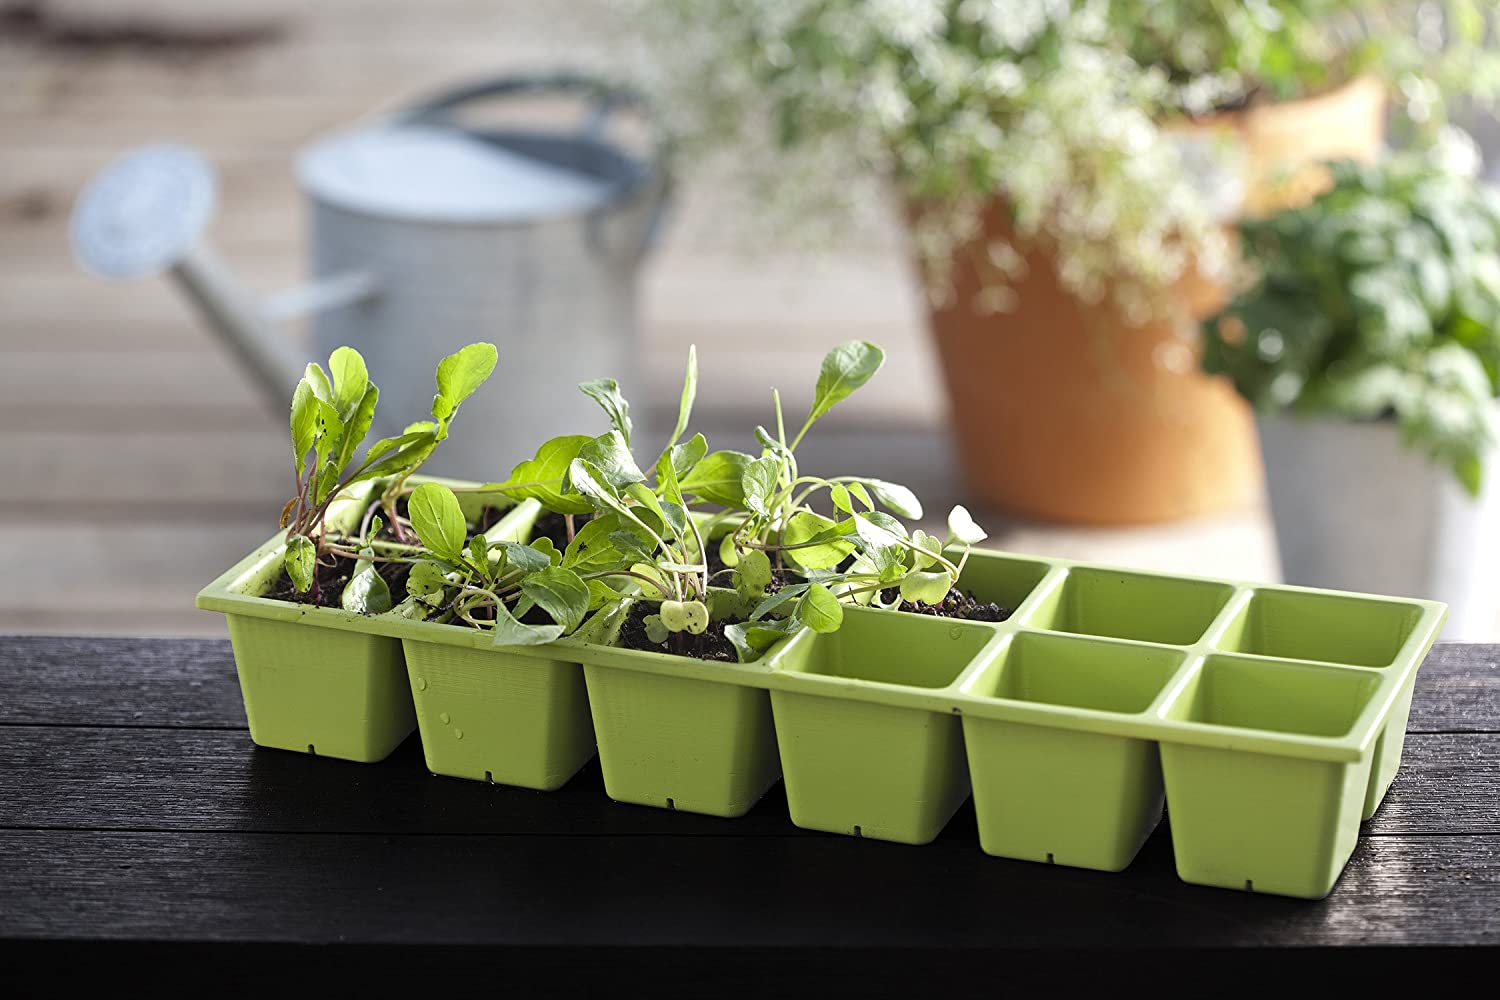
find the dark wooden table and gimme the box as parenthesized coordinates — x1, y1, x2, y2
(1, 636, 1496, 992)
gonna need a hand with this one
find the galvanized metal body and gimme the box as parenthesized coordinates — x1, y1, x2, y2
(72, 74, 668, 478)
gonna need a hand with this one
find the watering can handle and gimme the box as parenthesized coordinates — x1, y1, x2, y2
(399, 72, 662, 161)
(399, 71, 671, 261)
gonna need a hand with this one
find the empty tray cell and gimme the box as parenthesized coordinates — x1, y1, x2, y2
(1159, 655, 1382, 898)
(1021, 567, 1234, 645)
(962, 633, 1182, 870)
(1215, 587, 1423, 667)
(942, 550, 1053, 620)
(767, 610, 998, 843)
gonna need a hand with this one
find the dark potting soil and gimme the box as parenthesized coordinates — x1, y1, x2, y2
(880, 589, 1012, 623)
(619, 602, 744, 662)
(531, 511, 593, 550)
(263, 553, 412, 610)
(263, 496, 504, 610)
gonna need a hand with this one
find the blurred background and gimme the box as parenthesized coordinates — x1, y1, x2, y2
(4, 0, 1499, 636)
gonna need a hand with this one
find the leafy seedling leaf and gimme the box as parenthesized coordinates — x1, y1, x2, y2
(809, 341, 885, 422)
(578, 377, 633, 446)
(520, 566, 590, 633)
(901, 570, 951, 606)
(341, 549, 392, 615)
(798, 582, 844, 633)
(946, 505, 987, 545)
(284, 534, 316, 593)
(407, 482, 467, 562)
(679, 450, 754, 507)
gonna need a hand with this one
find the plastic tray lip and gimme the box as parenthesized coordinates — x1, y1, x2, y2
(765, 606, 1012, 705)
(195, 477, 543, 645)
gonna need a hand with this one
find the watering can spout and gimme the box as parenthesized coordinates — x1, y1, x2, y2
(70, 144, 378, 413)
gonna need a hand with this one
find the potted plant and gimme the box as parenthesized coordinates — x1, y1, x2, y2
(1203, 147, 1500, 637)
(619, 1, 1499, 522)
(195, 342, 516, 763)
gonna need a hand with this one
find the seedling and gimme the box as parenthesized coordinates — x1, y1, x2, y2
(467, 342, 988, 659)
(677, 341, 987, 659)
(279, 342, 497, 605)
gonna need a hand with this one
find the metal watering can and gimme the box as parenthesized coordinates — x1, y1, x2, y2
(71, 73, 669, 475)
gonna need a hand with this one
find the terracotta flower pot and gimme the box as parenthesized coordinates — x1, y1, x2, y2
(925, 76, 1386, 525)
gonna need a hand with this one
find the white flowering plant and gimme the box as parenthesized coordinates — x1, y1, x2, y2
(621, 0, 1499, 315)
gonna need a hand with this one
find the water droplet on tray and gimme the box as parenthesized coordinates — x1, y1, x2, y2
(439, 712, 450, 724)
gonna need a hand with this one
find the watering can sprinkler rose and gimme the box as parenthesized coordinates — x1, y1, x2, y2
(70, 73, 669, 474)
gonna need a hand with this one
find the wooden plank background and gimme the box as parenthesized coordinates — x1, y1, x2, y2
(0, 0, 1282, 635)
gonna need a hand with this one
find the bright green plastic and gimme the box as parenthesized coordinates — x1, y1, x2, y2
(196, 478, 543, 768)
(759, 549, 1445, 897)
(227, 614, 414, 763)
(581, 644, 781, 818)
(403, 641, 595, 790)
(962, 632, 1183, 870)
(768, 611, 999, 843)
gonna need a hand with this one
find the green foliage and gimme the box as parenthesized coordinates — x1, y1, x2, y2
(1203, 153, 1500, 494)
(376, 341, 986, 659)
(277, 343, 497, 602)
(628, 1, 1500, 313)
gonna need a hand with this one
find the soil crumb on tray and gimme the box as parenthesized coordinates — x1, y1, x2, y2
(619, 603, 744, 662)
(883, 589, 1012, 623)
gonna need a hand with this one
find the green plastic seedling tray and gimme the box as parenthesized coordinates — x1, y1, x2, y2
(760, 550, 1445, 899)
(196, 478, 582, 781)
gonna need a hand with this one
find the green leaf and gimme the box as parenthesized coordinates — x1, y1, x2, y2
(586, 578, 625, 610)
(358, 428, 438, 480)
(328, 346, 369, 420)
(863, 479, 922, 519)
(660, 599, 709, 635)
(735, 548, 773, 594)
(520, 566, 590, 633)
(783, 511, 857, 569)
(432, 342, 498, 429)
(562, 513, 625, 574)
(829, 483, 852, 514)
(340, 549, 392, 614)
(468, 534, 491, 578)
(643, 614, 670, 644)
(406, 561, 449, 599)
(901, 570, 951, 606)
(284, 534, 317, 593)
(609, 530, 658, 564)
(578, 378, 633, 446)
(485, 435, 595, 516)
(910, 529, 942, 570)
(809, 341, 885, 422)
(724, 617, 799, 662)
(290, 380, 318, 480)
(741, 455, 781, 516)
(310, 397, 344, 493)
(679, 450, 754, 508)
(567, 458, 630, 517)
(407, 482, 467, 562)
(498, 541, 550, 575)
(578, 430, 645, 488)
(662, 345, 698, 454)
(717, 532, 741, 568)
(946, 505, 987, 545)
(529, 536, 563, 566)
(750, 583, 810, 620)
(798, 583, 843, 633)
(490, 600, 564, 646)
(664, 432, 708, 480)
(303, 362, 333, 404)
(334, 384, 379, 474)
